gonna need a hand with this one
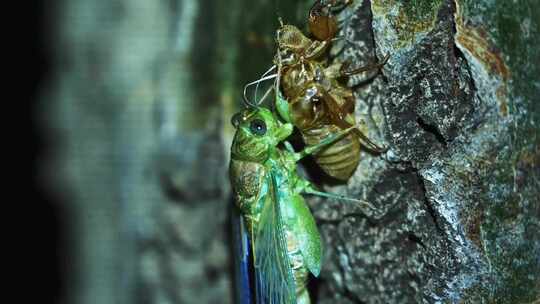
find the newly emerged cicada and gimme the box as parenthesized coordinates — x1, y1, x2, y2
(230, 106, 375, 304)
(271, 0, 388, 180)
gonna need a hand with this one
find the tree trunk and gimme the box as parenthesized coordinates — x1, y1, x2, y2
(46, 0, 539, 303)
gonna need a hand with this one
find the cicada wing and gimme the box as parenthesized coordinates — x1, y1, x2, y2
(233, 206, 253, 304)
(289, 194, 322, 277)
(254, 172, 296, 304)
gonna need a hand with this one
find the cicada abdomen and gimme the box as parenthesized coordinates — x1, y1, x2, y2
(302, 124, 361, 180)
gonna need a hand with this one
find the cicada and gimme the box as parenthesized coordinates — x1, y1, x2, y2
(270, 2, 388, 181)
(230, 105, 375, 303)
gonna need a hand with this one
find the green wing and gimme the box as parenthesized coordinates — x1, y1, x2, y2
(254, 171, 296, 304)
(289, 194, 322, 277)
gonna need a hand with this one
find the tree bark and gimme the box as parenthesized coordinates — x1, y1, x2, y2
(47, 0, 539, 303)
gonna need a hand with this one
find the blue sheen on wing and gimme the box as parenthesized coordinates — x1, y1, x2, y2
(233, 208, 253, 304)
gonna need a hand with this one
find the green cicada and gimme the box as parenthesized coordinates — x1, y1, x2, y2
(230, 106, 375, 304)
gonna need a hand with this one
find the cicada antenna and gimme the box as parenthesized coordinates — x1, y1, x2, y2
(257, 86, 274, 106)
(241, 17, 285, 108)
(242, 71, 277, 107)
(242, 86, 256, 108)
(254, 64, 277, 105)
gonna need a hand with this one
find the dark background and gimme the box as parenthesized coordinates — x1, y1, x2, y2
(29, 0, 64, 302)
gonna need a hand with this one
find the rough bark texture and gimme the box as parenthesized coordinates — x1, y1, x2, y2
(45, 0, 539, 303)
(315, 1, 540, 303)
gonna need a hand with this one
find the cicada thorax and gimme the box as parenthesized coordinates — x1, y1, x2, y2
(281, 60, 318, 98)
(229, 159, 265, 224)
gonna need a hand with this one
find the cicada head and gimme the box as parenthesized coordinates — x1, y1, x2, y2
(275, 22, 330, 69)
(230, 107, 293, 162)
(276, 24, 311, 53)
(275, 24, 311, 66)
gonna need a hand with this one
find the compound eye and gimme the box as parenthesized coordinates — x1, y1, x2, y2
(249, 119, 267, 136)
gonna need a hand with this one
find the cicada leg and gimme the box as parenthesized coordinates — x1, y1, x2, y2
(339, 53, 390, 77)
(352, 128, 388, 153)
(294, 126, 356, 160)
(302, 183, 384, 218)
(283, 141, 295, 153)
(305, 186, 375, 208)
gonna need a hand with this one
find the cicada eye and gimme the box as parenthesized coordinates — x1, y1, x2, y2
(249, 119, 267, 136)
(231, 112, 242, 128)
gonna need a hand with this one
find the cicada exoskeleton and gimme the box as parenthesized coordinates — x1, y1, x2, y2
(274, 16, 387, 180)
(308, 0, 353, 41)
